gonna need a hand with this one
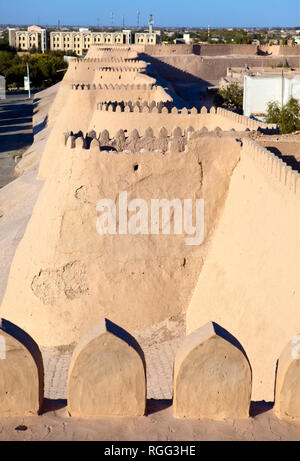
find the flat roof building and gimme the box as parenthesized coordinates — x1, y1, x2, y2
(243, 73, 300, 117)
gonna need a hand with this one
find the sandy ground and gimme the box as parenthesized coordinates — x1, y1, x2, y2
(1, 83, 300, 440)
(2, 400, 300, 442)
(0, 86, 58, 305)
(254, 131, 300, 168)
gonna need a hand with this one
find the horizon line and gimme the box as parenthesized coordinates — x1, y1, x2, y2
(1, 23, 300, 30)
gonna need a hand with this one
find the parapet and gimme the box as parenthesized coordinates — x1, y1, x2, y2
(173, 321, 252, 419)
(94, 104, 276, 134)
(275, 335, 300, 419)
(217, 107, 278, 134)
(97, 102, 202, 114)
(63, 126, 188, 154)
(68, 318, 146, 417)
(97, 100, 172, 112)
(71, 83, 154, 90)
(0, 319, 44, 416)
(97, 66, 144, 73)
(63, 126, 235, 154)
(242, 138, 300, 197)
(81, 57, 142, 64)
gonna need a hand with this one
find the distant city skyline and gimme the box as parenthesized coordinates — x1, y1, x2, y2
(0, 0, 299, 28)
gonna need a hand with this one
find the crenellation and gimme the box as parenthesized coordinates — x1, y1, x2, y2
(144, 127, 154, 138)
(158, 126, 168, 138)
(63, 126, 195, 154)
(242, 138, 300, 196)
(172, 126, 182, 138)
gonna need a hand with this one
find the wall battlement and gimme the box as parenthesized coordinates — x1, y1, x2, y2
(62, 127, 281, 156)
(87, 45, 134, 53)
(242, 138, 300, 197)
(216, 107, 278, 132)
(94, 102, 277, 133)
(71, 83, 154, 90)
(97, 66, 146, 72)
(63, 126, 191, 153)
(97, 100, 175, 113)
(80, 57, 141, 63)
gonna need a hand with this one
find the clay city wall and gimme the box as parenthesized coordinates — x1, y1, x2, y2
(143, 43, 300, 57)
(198, 44, 259, 56)
(1, 134, 241, 347)
(187, 137, 300, 402)
(259, 45, 300, 56)
(144, 54, 300, 83)
(143, 44, 259, 56)
(144, 44, 194, 55)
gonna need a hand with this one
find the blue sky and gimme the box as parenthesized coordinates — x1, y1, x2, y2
(0, 0, 299, 28)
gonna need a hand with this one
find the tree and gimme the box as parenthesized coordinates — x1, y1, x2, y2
(215, 83, 244, 113)
(0, 51, 68, 88)
(265, 98, 300, 134)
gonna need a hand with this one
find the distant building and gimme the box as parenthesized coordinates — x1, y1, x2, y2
(50, 30, 133, 54)
(133, 14, 160, 45)
(173, 34, 191, 45)
(243, 73, 300, 117)
(9, 26, 48, 52)
(183, 33, 191, 44)
(51, 18, 160, 54)
(0, 75, 6, 100)
(8, 16, 160, 56)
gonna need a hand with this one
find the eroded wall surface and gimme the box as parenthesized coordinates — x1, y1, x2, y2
(0, 136, 240, 347)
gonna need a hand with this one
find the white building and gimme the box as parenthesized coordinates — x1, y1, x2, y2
(183, 33, 191, 44)
(243, 73, 300, 117)
(0, 75, 6, 100)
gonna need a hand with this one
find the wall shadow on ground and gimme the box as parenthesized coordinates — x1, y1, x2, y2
(141, 54, 211, 85)
(0, 99, 33, 154)
(250, 401, 274, 417)
(265, 146, 300, 173)
(141, 55, 213, 110)
(42, 399, 68, 415)
(41, 398, 273, 418)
